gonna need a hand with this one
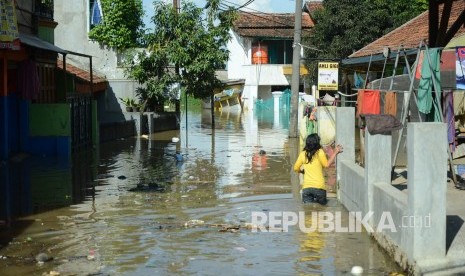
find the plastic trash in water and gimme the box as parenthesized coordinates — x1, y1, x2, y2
(351, 266, 363, 275)
(175, 151, 183, 162)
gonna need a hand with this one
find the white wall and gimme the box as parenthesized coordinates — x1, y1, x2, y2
(54, 0, 140, 120)
(54, 0, 127, 80)
(227, 31, 251, 80)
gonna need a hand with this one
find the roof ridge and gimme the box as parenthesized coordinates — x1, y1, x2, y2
(349, 10, 428, 58)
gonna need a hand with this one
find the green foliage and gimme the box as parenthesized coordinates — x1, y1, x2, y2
(119, 97, 136, 107)
(40, 0, 53, 8)
(88, 0, 145, 50)
(306, 0, 428, 61)
(125, 0, 237, 106)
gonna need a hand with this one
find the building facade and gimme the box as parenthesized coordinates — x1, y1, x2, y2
(227, 11, 314, 110)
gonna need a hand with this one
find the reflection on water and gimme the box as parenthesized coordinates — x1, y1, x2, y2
(0, 108, 402, 275)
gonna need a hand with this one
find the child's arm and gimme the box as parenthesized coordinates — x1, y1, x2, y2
(326, 145, 343, 167)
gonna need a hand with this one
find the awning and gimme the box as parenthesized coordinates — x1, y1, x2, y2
(342, 49, 418, 66)
(19, 33, 67, 54)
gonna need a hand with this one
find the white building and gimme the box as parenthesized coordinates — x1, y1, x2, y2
(227, 11, 314, 110)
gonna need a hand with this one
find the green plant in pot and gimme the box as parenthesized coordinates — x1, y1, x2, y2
(119, 97, 135, 112)
(134, 102, 142, 112)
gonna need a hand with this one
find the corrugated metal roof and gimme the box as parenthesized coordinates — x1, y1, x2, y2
(19, 33, 67, 54)
(342, 49, 418, 66)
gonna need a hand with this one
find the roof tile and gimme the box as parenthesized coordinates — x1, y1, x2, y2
(57, 59, 108, 93)
(350, 0, 465, 58)
(233, 12, 314, 38)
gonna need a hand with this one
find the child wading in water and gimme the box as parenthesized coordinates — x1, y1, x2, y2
(293, 134, 343, 205)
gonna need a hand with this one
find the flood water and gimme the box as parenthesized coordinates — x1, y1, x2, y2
(0, 106, 403, 275)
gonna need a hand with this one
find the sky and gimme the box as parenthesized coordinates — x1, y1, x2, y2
(142, 0, 297, 27)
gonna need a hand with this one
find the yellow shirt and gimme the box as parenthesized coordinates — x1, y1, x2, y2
(293, 149, 328, 190)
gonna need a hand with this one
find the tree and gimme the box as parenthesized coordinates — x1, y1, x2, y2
(125, 0, 237, 109)
(88, 0, 145, 50)
(305, 0, 428, 60)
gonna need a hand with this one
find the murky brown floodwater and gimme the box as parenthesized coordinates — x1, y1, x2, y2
(0, 107, 403, 275)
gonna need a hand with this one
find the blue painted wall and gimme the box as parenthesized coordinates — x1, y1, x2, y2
(0, 95, 71, 160)
(0, 96, 7, 160)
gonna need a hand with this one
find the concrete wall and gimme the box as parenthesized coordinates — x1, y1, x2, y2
(29, 103, 72, 157)
(54, 0, 125, 79)
(30, 104, 71, 136)
(0, 96, 7, 160)
(53, 0, 141, 125)
(227, 31, 251, 80)
(335, 107, 448, 274)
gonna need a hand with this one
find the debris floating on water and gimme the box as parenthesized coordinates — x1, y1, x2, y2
(351, 266, 363, 275)
(184, 220, 205, 227)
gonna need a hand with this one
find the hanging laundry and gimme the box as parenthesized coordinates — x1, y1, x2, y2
(363, 114, 403, 135)
(417, 48, 441, 114)
(415, 51, 424, 80)
(304, 106, 318, 135)
(360, 89, 381, 115)
(443, 90, 456, 152)
(456, 47, 465, 90)
(354, 72, 364, 89)
(17, 58, 40, 100)
(356, 90, 363, 118)
(384, 91, 397, 116)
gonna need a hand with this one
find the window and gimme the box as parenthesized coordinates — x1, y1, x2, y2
(252, 40, 293, 65)
(89, 0, 103, 30)
(36, 62, 56, 103)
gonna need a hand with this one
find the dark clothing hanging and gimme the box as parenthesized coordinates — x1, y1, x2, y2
(443, 90, 455, 152)
(362, 114, 403, 135)
(17, 59, 40, 100)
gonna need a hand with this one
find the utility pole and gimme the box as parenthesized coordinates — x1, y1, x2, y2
(174, 0, 181, 114)
(289, 0, 303, 138)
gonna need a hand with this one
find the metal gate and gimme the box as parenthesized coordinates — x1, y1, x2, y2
(67, 95, 92, 151)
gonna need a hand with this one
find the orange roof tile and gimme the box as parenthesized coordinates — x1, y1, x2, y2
(305, 0, 323, 13)
(57, 59, 108, 93)
(349, 0, 465, 58)
(233, 12, 314, 38)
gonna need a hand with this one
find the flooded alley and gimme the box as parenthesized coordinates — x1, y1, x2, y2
(0, 107, 403, 275)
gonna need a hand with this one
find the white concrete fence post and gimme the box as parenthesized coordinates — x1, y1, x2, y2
(365, 127, 392, 220)
(336, 107, 356, 200)
(406, 123, 447, 264)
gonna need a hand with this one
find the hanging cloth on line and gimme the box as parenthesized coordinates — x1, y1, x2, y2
(354, 72, 364, 89)
(17, 58, 40, 100)
(384, 91, 397, 116)
(443, 90, 456, 152)
(304, 106, 318, 135)
(358, 89, 381, 115)
(417, 48, 441, 115)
